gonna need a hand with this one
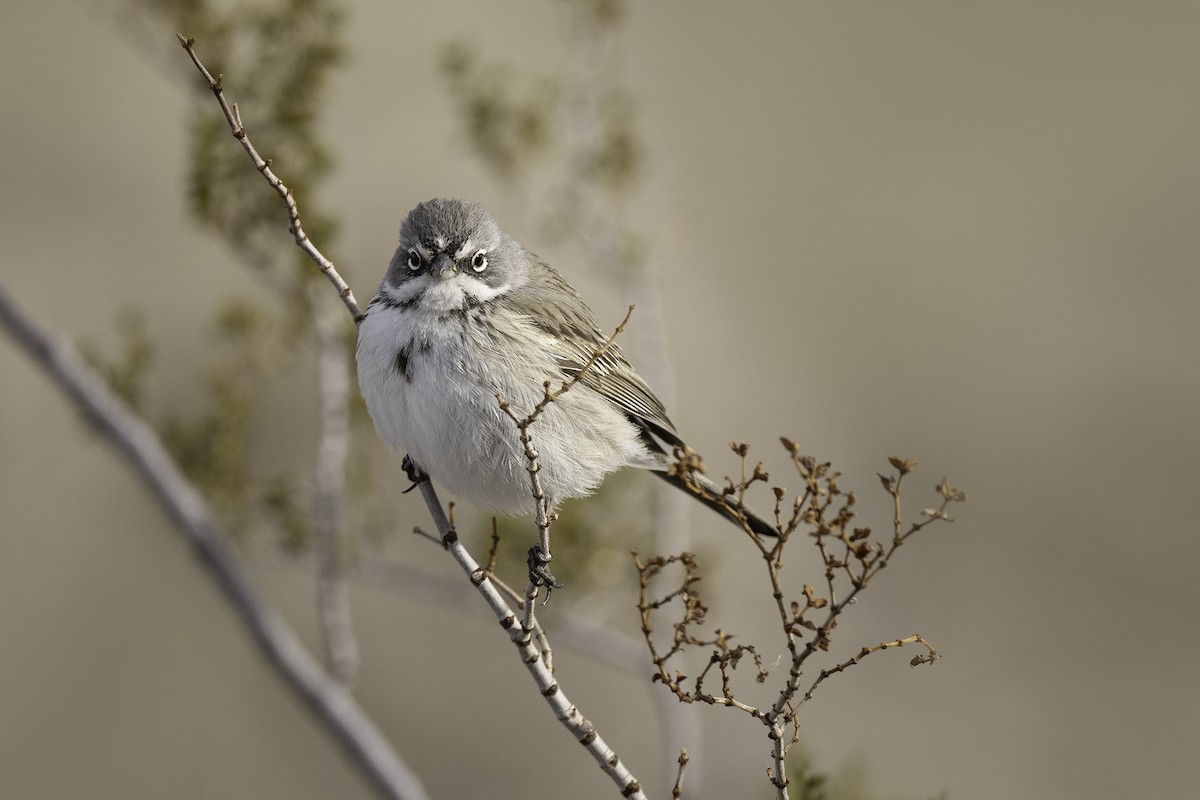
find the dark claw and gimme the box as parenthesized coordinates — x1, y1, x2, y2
(527, 545, 564, 603)
(401, 455, 429, 493)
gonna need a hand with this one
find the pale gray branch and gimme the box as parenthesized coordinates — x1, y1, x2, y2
(414, 479, 648, 800)
(312, 289, 359, 685)
(0, 284, 428, 800)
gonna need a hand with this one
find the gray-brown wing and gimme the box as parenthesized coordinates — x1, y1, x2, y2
(503, 256, 681, 449)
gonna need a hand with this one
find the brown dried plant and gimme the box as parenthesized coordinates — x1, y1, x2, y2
(635, 443, 965, 798)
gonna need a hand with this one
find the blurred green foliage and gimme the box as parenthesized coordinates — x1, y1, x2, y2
(440, 42, 557, 183)
(80, 308, 154, 411)
(90, 0, 352, 540)
(439, 1, 641, 193)
(782, 748, 872, 800)
(156, 298, 261, 529)
(156, 0, 345, 282)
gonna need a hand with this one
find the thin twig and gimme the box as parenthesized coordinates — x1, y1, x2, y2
(497, 304, 636, 618)
(637, 441, 961, 798)
(672, 749, 689, 800)
(0, 284, 428, 800)
(768, 721, 790, 800)
(799, 634, 940, 707)
(175, 33, 363, 324)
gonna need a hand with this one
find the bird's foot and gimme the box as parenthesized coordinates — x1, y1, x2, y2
(527, 545, 564, 603)
(401, 455, 429, 493)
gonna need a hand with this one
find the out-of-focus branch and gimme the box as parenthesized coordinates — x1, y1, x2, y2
(555, 5, 700, 793)
(173, 28, 362, 682)
(0, 283, 428, 800)
(312, 289, 358, 684)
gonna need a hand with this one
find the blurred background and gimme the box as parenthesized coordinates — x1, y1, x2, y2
(2, 1, 1198, 798)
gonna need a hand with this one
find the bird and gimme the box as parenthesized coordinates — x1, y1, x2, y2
(356, 198, 776, 539)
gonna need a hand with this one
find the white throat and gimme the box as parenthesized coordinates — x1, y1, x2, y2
(384, 274, 510, 313)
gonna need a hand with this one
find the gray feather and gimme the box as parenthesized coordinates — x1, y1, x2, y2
(498, 254, 681, 449)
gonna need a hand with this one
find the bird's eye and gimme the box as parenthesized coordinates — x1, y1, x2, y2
(406, 249, 422, 271)
(470, 249, 488, 273)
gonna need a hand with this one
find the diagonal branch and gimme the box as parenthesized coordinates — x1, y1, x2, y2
(0, 284, 428, 800)
(175, 33, 363, 324)
(413, 478, 648, 800)
(799, 634, 940, 708)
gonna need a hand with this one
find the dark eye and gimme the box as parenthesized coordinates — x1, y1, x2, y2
(470, 250, 488, 273)
(406, 249, 422, 271)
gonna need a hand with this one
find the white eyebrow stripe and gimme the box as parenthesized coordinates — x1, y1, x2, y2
(453, 239, 476, 259)
(434, 235, 447, 250)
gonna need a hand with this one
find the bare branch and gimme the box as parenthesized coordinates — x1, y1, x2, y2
(0, 283, 428, 800)
(411, 479, 648, 800)
(800, 634, 940, 707)
(175, 33, 363, 324)
(530, 304, 635, 425)
(672, 749, 689, 800)
(636, 439, 963, 798)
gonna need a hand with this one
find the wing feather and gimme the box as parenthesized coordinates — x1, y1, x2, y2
(501, 255, 681, 448)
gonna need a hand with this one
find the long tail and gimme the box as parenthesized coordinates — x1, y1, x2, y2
(652, 469, 779, 538)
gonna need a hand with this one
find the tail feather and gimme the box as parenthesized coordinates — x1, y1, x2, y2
(652, 469, 779, 538)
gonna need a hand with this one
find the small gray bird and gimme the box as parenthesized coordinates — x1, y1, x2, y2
(356, 198, 775, 538)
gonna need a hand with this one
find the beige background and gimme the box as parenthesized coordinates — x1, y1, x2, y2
(3, 1, 1197, 798)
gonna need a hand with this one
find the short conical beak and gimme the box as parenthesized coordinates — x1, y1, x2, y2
(431, 253, 457, 280)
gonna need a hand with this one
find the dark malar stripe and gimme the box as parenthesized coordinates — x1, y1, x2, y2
(370, 292, 420, 312)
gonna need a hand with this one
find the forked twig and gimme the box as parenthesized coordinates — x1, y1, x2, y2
(637, 443, 963, 799)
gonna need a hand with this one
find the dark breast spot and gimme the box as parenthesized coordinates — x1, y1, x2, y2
(395, 347, 412, 381)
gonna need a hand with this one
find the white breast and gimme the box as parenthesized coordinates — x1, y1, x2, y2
(356, 296, 654, 514)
